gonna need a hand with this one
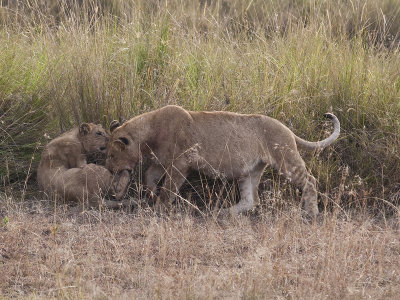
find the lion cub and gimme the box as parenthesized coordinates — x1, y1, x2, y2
(37, 123, 130, 209)
(106, 105, 340, 218)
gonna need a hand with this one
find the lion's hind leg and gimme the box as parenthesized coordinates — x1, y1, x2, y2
(275, 151, 319, 220)
(223, 161, 266, 216)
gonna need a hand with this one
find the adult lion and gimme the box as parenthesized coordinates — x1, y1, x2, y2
(37, 123, 130, 209)
(106, 105, 340, 218)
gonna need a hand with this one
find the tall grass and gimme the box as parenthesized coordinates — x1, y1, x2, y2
(1, 0, 400, 209)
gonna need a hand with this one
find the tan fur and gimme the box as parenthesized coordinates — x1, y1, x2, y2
(106, 105, 340, 218)
(37, 123, 130, 209)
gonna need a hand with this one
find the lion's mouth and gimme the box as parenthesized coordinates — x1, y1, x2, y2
(124, 163, 136, 174)
(124, 166, 133, 173)
(112, 166, 133, 174)
(124, 168, 133, 175)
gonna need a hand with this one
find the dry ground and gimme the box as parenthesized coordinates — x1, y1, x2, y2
(1, 198, 399, 299)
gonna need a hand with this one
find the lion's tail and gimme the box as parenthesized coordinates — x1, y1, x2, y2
(294, 113, 340, 151)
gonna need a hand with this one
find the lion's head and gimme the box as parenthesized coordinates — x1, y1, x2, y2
(79, 123, 109, 154)
(105, 120, 142, 174)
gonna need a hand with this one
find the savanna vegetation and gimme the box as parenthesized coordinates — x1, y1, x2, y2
(0, 0, 399, 298)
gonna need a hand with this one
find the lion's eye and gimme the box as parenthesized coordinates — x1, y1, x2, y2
(96, 131, 104, 136)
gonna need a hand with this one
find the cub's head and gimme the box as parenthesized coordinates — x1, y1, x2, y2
(78, 123, 109, 154)
(106, 120, 139, 174)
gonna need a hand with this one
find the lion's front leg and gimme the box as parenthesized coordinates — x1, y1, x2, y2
(145, 164, 166, 198)
(158, 160, 189, 207)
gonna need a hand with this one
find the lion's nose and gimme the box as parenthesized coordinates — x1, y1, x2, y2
(100, 147, 106, 151)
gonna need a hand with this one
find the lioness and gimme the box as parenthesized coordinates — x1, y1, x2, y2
(37, 123, 130, 209)
(106, 105, 340, 218)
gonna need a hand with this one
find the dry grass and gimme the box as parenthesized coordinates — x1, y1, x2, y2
(1, 199, 399, 299)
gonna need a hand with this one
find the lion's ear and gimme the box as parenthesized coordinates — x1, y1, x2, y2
(112, 140, 126, 151)
(79, 123, 92, 135)
(119, 137, 129, 145)
(119, 117, 127, 125)
(110, 120, 120, 133)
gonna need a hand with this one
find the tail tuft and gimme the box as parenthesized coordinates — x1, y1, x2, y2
(323, 113, 335, 120)
(294, 112, 340, 151)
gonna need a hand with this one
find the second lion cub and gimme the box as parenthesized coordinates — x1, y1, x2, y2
(37, 123, 130, 209)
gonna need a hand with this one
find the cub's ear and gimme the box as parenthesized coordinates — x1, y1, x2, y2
(110, 120, 120, 133)
(79, 123, 92, 135)
(112, 139, 126, 151)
